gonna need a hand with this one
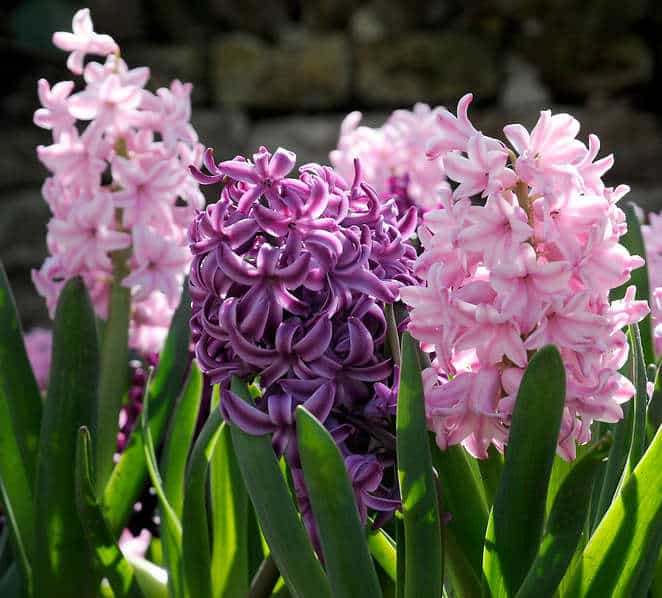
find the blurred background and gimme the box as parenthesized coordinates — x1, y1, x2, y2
(2, 0, 662, 328)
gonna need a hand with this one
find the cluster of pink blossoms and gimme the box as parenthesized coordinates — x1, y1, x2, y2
(32, 9, 203, 354)
(642, 213, 662, 356)
(330, 104, 449, 214)
(401, 93, 649, 461)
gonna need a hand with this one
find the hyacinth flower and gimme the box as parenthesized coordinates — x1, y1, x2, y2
(642, 211, 662, 356)
(32, 7, 202, 354)
(330, 103, 451, 217)
(189, 145, 416, 545)
(402, 93, 649, 460)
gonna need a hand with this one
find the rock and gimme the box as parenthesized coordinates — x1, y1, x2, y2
(500, 55, 551, 110)
(0, 128, 50, 190)
(211, 33, 350, 110)
(248, 115, 348, 166)
(515, 17, 653, 101)
(0, 188, 51, 328)
(302, 0, 359, 29)
(356, 32, 500, 106)
(207, 0, 291, 38)
(121, 44, 207, 105)
(0, 189, 50, 271)
(627, 186, 662, 216)
(86, 0, 145, 41)
(192, 109, 251, 159)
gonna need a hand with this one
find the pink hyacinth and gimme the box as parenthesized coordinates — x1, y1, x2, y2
(24, 328, 53, 392)
(52, 8, 118, 75)
(330, 103, 450, 213)
(402, 93, 648, 460)
(33, 8, 202, 354)
(642, 211, 662, 356)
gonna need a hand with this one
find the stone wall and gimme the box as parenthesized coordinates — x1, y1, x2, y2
(3, 0, 662, 328)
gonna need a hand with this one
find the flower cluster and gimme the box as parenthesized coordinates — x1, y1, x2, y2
(330, 104, 449, 215)
(402, 93, 649, 461)
(642, 211, 662, 356)
(32, 9, 202, 353)
(189, 146, 415, 539)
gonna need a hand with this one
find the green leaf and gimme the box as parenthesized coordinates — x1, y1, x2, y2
(249, 556, 280, 597)
(103, 284, 191, 536)
(95, 273, 131, 494)
(367, 528, 396, 582)
(210, 419, 250, 598)
(33, 277, 99, 597)
(515, 435, 612, 598)
(182, 408, 224, 598)
(483, 345, 566, 597)
(431, 441, 489, 577)
(395, 516, 405, 598)
(140, 370, 184, 598)
(163, 362, 203, 519)
(124, 556, 169, 598)
(75, 426, 143, 598)
(0, 261, 42, 486)
(396, 333, 442, 598)
(623, 323, 648, 477)
(0, 563, 20, 598)
(0, 262, 42, 579)
(612, 202, 654, 366)
(0, 476, 31, 595)
(591, 376, 633, 531)
(649, 364, 662, 437)
(443, 524, 483, 598)
(229, 376, 331, 598)
(297, 406, 382, 598)
(478, 446, 504, 506)
(563, 424, 662, 596)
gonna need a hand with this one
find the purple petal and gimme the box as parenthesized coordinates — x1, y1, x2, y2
(219, 159, 262, 184)
(345, 317, 374, 366)
(294, 317, 332, 361)
(269, 147, 296, 179)
(303, 382, 336, 423)
(221, 390, 275, 435)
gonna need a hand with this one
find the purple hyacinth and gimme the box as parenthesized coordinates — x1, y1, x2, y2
(189, 146, 416, 548)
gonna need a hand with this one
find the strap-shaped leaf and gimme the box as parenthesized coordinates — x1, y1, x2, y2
(125, 556, 168, 598)
(0, 563, 20, 597)
(483, 345, 566, 597)
(182, 408, 224, 597)
(95, 270, 131, 494)
(140, 370, 184, 598)
(103, 284, 191, 536)
(75, 426, 143, 598)
(0, 262, 42, 578)
(563, 424, 662, 596)
(229, 376, 331, 598)
(431, 442, 488, 577)
(210, 419, 250, 597)
(367, 528, 396, 582)
(297, 406, 382, 598)
(396, 333, 442, 598)
(593, 324, 648, 532)
(515, 435, 612, 598)
(649, 364, 662, 438)
(33, 277, 99, 597)
(478, 447, 504, 505)
(0, 262, 42, 485)
(163, 362, 203, 519)
(623, 323, 648, 476)
(0, 476, 31, 595)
